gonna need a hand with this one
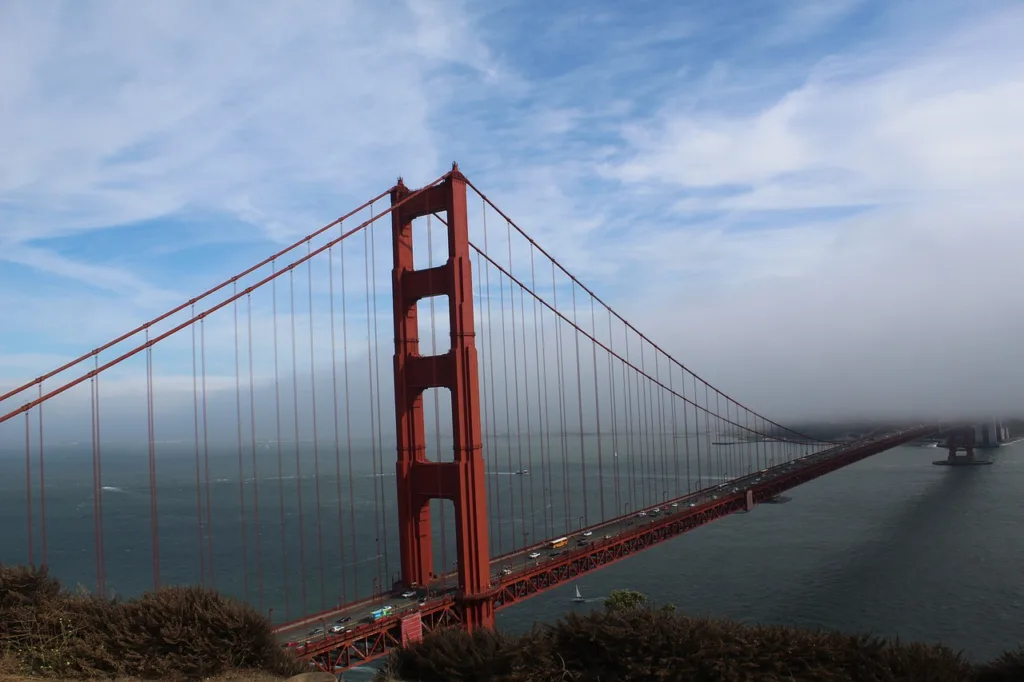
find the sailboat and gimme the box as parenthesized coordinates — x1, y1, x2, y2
(572, 584, 585, 603)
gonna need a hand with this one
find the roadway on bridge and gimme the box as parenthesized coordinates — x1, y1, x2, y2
(275, 443, 849, 646)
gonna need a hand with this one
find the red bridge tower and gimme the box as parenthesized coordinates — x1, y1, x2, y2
(390, 165, 494, 629)
(932, 426, 993, 467)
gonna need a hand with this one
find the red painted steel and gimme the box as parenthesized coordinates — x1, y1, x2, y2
(492, 496, 751, 608)
(401, 612, 423, 646)
(468, 244, 812, 445)
(462, 177, 830, 446)
(296, 597, 462, 672)
(391, 165, 494, 630)
(0, 189, 393, 410)
(944, 426, 976, 462)
(487, 427, 936, 610)
(0, 175, 451, 427)
(4, 161, 957, 677)
(293, 426, 938, 672)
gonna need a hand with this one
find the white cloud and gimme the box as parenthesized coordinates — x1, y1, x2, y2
(603, 4, 1024, 420)
(2, 0, 1023, 431)
(761, 0, 865, 46)
(0, 0, 494, 292)
(609, 8, 1024, 209)
(4, 244, 180, 302)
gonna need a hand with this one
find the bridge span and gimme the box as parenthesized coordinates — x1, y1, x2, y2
(281, 425, 936, 672)
(0, 166, 951, 675)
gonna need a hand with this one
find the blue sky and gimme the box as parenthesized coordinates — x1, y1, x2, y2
(1, 0, 1023, 421)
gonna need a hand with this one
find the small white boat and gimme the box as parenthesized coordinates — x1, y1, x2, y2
(572, 584, 585, 603)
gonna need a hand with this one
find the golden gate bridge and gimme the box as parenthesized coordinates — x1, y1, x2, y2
(0, 165, 940, 673)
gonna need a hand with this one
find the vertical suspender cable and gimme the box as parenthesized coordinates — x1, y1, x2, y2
(307, 243, 326, 610)
(369, 215, 391, 584)
(191, 310, 205, 585)
(246, 294, 264, 611)
(272, 262, 290, 618)
(506, 221, 527, 550)
(328, 238, 347, 604)
(146, 331, 161, 589)
(339, 239, 359, 599)
(289, 270, 307, 611)
(233, 283, 249, 601)
(570, 282, 588, 527)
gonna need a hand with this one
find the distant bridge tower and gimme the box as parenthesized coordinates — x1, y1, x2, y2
(945, 427, 976, 463)
(934, 426, 994, 467)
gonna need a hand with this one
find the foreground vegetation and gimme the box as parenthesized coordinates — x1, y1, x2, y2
(0, 564, 303, 680)
(3, 565, 1022, 681)
(378, 590, 1024, 682)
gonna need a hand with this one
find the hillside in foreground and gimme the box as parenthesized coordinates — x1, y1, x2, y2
(2, 564, 1022, 681)
(0, 564, 303, 681)
(377, 590, 1024, 682)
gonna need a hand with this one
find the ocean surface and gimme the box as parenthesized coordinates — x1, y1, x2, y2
(1, 437, 1022, 677)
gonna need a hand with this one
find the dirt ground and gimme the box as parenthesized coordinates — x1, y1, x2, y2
(0, 671, 286, 675)
(0, 663, 287, 682)
(0, 651, 293, 681)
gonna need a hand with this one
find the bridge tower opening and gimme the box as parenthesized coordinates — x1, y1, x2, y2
(946, 428, 976, 463)
(390, 165, 494, 630)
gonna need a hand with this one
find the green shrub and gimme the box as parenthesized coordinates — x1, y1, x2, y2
(380, 627, 518, 681)
(4, 568, 1020, 682)
(602, 588, 648, 611)
(974, 646, 1024, 681)
(0, 564, 304, 680)
(379, 596, 1003, 682)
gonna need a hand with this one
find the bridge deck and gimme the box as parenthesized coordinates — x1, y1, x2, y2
(276, 427, 936, 672)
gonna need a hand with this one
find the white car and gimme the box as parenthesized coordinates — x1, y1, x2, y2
(582, 530, 593, 537)
(401, 590, 417, 599)
(528, 551, 541, 559)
